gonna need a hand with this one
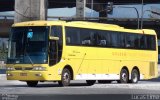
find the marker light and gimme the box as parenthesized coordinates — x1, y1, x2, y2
(32, 66, 46, 71)
(7, 67, 15, 71)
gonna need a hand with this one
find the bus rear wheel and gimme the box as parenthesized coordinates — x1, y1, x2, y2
(130, 69, 139, 83)
(26, 81, 38, 87)
(119, 68, 129, 83)
(86, 80, 96, 86)
(98, 80, 111, 84)
(58, 68, 71, 87)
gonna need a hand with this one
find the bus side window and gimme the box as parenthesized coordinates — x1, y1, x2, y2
(146, 35, 156, 50)
(80, 29, 92, 46)
(99, 40, 106, 46)
(66, 27, 81, 45)
(118, 33, 125, 48)
(110, 32, 118, 47)
(126, 34, 137, 48)
(126, 34, 131, 48)
(134, 35, 140, 49)
(66, 37, 71, 44)
(140, 35, 147, 49)
(82, 40, 91, 45)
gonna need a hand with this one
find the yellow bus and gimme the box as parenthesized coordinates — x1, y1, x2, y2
(6, 21, 158, 87)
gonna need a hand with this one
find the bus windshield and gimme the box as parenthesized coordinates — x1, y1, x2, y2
(7, 26, 49, 64)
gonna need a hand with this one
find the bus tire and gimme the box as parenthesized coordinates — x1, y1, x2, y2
(130, 69, 139, 83)
(86, 80, 96, 86)
(98, 80, 111, 84)
(120, 68, 129, 83)
(26, 81, 38, 87)
(58, 68, 71, 87)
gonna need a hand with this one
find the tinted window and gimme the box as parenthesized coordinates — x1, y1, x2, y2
(51, 26, 63, 45)
(126, 34, 138, 48)
(97, 30, 110, 47)
(66, 27, 81, 45)
(118, 33, 126, 48)
(110, 32, 118, 47)
(134, 34, 141, 49)
(65, 27, 156, 51)
(80, 29, 93, 46)
(146, 35, 156, 50)
(140, 35, 147, 49)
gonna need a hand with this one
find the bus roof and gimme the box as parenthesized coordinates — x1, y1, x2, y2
(66, 21, 123, 28)
(12, 20, 65, 27)
(12, 20, 156, 35)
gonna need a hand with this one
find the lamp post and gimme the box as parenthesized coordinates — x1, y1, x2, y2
(140, 0, 144, 29)
(118, 6, 140, 29)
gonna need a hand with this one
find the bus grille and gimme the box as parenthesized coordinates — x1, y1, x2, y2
(149, 62, 155, 76)
(15, 67, 33, 70)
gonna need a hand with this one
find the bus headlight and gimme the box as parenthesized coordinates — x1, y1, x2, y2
(7, 67, 15, 71)
(32, 66, 46, 71)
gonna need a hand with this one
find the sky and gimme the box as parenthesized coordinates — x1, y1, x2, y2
(108, 4, 160, 19)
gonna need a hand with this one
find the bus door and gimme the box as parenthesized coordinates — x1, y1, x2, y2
(49, 40, 58, 66)
(49, 26, 63, 66)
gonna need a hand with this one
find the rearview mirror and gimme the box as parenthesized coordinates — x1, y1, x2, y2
(50, 36, 59, 41)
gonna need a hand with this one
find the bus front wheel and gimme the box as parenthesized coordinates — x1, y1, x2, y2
(58, 68, 71, 87)
(26, 81, 38, 87)
(86, 80, 96, 86)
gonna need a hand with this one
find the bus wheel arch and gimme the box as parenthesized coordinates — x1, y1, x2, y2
(132, 66, 140, 77)
(130, 66, 140, 83)
(58, 65, 73, 86)
(119, 66, 129, 83)
(63, 65, 74, 80)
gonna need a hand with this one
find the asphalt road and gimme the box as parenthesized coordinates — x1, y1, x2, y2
(0, 77, 160, 94)
(1, 78, 160, 100)
(0, 65, 160, 100)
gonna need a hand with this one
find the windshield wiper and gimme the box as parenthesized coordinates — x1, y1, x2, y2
(25, 51, 34, 66)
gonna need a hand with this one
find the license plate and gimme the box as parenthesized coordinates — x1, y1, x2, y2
(20, 73, 27, 76)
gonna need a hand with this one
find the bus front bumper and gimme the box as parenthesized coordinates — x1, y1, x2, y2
(6, 71, 56, 81)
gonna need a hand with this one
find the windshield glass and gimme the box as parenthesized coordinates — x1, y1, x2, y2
(7, 26, 49, 64)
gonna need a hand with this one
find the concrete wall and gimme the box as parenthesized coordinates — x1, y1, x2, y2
(14, 0, 48, 23)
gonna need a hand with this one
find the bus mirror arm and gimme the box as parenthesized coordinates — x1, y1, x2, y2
(49, 36, 59, 41)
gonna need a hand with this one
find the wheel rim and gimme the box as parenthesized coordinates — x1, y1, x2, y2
(132, 71, 138, 83)
(122, 72, 127, 82)
(63, 72, 70, 83)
